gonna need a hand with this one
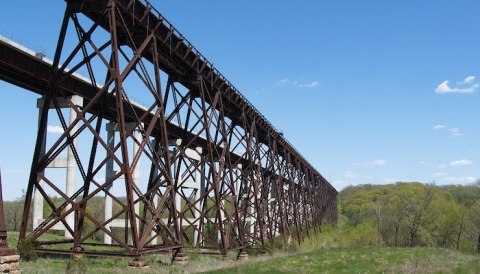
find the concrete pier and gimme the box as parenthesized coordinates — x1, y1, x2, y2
(33, 95, 83, 239)
(65, 95, 83, 239)
(104, 122, 142, 244)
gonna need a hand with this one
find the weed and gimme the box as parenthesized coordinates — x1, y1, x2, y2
(17, 238, 40, 261)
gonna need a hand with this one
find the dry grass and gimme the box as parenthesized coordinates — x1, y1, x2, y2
(391, 249, 478, 274)
(11, 230, 480, 273)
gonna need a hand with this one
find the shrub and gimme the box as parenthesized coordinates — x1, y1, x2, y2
(17, 239, 40, 261)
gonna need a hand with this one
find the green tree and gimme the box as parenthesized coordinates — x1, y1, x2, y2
(4, 190, 26, 231)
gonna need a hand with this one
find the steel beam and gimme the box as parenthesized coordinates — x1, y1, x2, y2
(0, 0, 338, 262)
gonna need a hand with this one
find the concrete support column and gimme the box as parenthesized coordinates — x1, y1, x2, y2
(32, 189, 44, 230)
(249, 200, 255, 235)
(175, 193, 181, 226)
(249, 172, 256, 236)
(194, 149, 206, 247)
(33, 96, 83, 239)
(104, 122, 142, 244)
(234, 164, 242, 204)
(149, 139, 161, 246)
(243, 170, 257, 237)
(192, 147, 203, 247)
(132, 129, 142, 227)
(32, 98, 45, 230)
(240, 169, 255, 237)
(150, 194, 159, 245)
(268, 179, 279, 236)
(215, 160, 225, 243)
(169, 139, 182, 230)
(232, 164, 242, 240)
(218, 201, 225, 243)
(64, 95, 82, 239)
(104, 126, 115, 244)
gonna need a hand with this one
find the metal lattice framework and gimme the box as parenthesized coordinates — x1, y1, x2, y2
(15, 0, 337, 260)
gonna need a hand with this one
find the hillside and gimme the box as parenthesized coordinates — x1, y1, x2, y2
(204, 247, 480, 274)
(338, 182, 480, 253)
(9, 182, 480, 273)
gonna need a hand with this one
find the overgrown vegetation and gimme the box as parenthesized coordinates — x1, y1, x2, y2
(17, 238, 40, 261)
(338, 182, 480, 253)
(5, 181, 480, 272)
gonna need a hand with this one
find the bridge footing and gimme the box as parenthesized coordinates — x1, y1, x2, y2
(172, 249, 188, 266)
(237, 250, 248, 261)
(128, 257, 149, 269)
(0, 255, 20, 274)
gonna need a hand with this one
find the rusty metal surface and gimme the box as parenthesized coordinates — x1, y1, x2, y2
(0, 0, 337, 259)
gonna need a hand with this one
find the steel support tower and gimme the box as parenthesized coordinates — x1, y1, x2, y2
(3, 0, 339, 261)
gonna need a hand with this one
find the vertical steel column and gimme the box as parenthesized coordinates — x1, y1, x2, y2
(20, 5, 71, 240)
(107, 0, 140, 254)
(13, 0, 337, 259)
(32, 98, 47, 231)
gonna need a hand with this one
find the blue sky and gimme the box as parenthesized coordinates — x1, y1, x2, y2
(0, 1, 479, 199)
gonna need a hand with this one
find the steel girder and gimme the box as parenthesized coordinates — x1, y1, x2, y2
(16, 0, 338, 259)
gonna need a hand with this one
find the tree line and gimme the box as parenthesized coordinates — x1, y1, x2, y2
(4, 193, 106, 241)
(4, 181, 480, 254)
(339, 181, 480, 253)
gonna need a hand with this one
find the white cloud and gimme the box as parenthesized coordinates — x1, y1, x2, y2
(435, 76, 480, 94)
(450, 159, 473, 166)
(276, 78, 289, 86)
(448, 128, 463, 137)
(433, 125, 464, 137)
(47, 125, 64, 134)
(275, 78, 319, 89)
(433, 124, 446, 130)
(353, 159, 386, 166)
(300, 81, 319, 88)
(459, 75, 476, 85)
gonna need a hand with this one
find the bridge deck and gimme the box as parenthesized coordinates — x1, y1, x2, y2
(0, 35, 336, 193)
(0, 0, 337, 259)
(74, 0, 332, 189)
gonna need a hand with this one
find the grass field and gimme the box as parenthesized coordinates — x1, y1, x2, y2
(14, 246, 480, 273)
(203, 247, 480, 274)
(8, 231, 480, 273)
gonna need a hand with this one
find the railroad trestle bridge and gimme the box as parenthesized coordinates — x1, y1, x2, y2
(0, 0, 337, 264)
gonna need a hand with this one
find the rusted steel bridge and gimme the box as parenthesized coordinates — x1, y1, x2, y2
(0, 0, 337, 264)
